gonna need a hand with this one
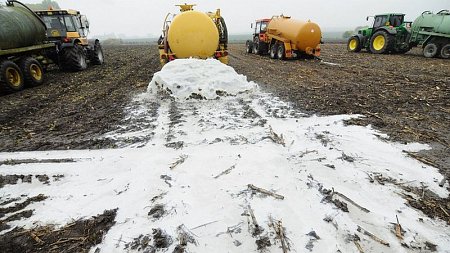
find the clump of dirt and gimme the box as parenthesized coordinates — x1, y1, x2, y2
(401, 186, 450, 224)
(125, 234, 152, 251)
(256, 236, 271, 250)
(153, 228, 173, 249)
(0, 209, 117, 253)
(0, 174, 62, 188)
(0, 194, 47, 219)
(148, 204, 165, 220)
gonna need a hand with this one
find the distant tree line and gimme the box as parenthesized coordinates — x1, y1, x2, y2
(26, 0, 60, 10)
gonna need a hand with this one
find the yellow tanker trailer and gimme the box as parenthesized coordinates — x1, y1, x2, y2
(246, 15, 322, 59)
(158, 4, 228, 66)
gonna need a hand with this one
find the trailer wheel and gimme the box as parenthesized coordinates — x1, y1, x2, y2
(90, 42, 104, 65)
(277, 44, 285, 60)
(423, 43, 438, 58)
(61, 44, 88, 71)
(440, 44, 450, 59)
(347, 36, 362, 52)
(270, 44, 278, 59)
(369, 31, 394, 54)
(19, 57, 44, 87)
(0, 61, 25, 93)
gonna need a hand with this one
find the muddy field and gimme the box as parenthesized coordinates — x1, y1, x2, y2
(0, 44, 449, 252)
(1, 43, 448, 175)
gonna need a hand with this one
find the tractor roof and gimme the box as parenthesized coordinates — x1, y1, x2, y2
(35, 9, 80, 16)
(376, 13, 405, 16)
(256, 18, 271, 23)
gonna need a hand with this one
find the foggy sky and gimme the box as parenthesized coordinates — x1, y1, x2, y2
(22, 0, 449, 37)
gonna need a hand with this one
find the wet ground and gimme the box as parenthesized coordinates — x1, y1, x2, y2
(0, 44, 449, 252)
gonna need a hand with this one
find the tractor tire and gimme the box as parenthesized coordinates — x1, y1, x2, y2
(277, 43, 285, 60)
(0, 60, 25, 93)
(369, 31, 394, 54)
(252, 39, 261, 55)
(89, 42, 104, 65)
(423, 43, 438, 58)
(246, 41, 253, 54)
(19, 57, 44, 87)
(439, 44, 450, 59)
(347, 36, 362, 52)
(270, 43, 278, 59)
(61, 44, 88, 71)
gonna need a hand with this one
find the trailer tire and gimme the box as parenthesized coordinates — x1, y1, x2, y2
(19, 57, 44, 87)
(90, 42, 104, 65)
(369, 31, 394, 54)
(270, 43, 278, 59)
(0, 60, 25, 93)
(347, 36, 362, 52)
(423, 43, 438, 58)
(277, 44, 285, 60)
(61, 44, 88, 71)
(440, 44, 450, 59)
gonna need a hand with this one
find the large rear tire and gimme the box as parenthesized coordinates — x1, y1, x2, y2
(0, 60, 25, 93)
(277, 43, 285, 60)
(270, 43, 278, 59)
(369, 31, 394, 54)
(423, 43, 438, 58)
(19, 57, 44, 87)
(90, 42, 104, 65)
(61, 44, 88, 71)
(245, 41, 253, 54)
(347, 36, 362, 52)
(439, 44, 450, 59)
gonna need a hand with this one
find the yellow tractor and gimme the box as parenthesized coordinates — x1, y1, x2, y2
(35, 9, 104, 71)
(158, 4, 228, 66)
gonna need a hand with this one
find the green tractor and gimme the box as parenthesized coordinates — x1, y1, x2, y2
(347, 13, 411, 54)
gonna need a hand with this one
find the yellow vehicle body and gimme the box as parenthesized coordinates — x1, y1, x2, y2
(159, 4, 228, 66)
(168, 11, 219, 59)
(267, 16, 322, 56)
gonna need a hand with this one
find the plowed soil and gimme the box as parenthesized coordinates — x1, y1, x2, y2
(0, 43, 449, 251)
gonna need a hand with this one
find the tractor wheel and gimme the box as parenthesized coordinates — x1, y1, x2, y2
(90, 42, 104, 65)
(369, 31, 394, 54)
(245, 41, 253, 54)
(347, 36, 362, 52)
(439, 44, 450, 59)
(269, 43, 278, 59)
(423, 43, 438, 58)
(277, 44, 285, 60)
(0, 60, 25, 93)
(19, 57, 44, 87)
(61, 44, 88, 71)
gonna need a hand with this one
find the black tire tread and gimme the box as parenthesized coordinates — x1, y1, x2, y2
(61, 44, 87, 71)
(19, 57, 45, 87)
(0, 60, 25, 93)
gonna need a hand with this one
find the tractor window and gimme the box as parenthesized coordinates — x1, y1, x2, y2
(42, 16, 64, 29)
(74, 16, 86, 36)
(389, 15, 403, 27)
(63, 16, 77, 32)
(260, 22, 267, 32)
(254, 22, 260, 34)
(373, 15, 388, 28)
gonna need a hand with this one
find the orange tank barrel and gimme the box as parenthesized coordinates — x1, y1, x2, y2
(267, 16, 321, 54)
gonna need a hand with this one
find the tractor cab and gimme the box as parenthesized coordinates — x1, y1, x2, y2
(371, 14, 405, 29)
(252, 19, 270, 37)
(35, 9, 89, 46)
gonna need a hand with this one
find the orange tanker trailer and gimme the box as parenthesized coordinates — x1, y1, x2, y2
(246, 15, 322, 59)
